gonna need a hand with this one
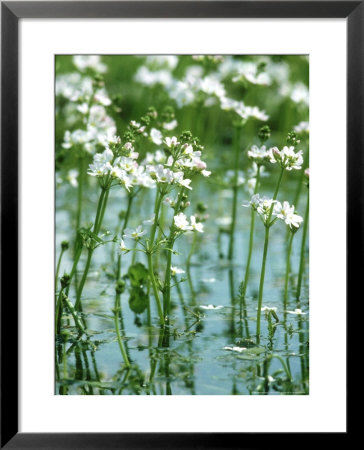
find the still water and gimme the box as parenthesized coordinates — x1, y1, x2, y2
(56, 177, 309, 395)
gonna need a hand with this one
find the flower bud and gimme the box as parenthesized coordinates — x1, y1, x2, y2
(115, 280, 126, 295)
(258, 125, 271, 143)
(60, 273, 70, 289)
(61, 240, 69, 251)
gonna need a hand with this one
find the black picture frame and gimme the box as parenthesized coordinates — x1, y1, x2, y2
(1, 1, 355, 447)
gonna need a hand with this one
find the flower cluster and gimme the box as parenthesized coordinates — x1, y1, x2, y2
(268, 146, 304, 171)
(244, 195, 303, 230)
(173, 213, 204, 233)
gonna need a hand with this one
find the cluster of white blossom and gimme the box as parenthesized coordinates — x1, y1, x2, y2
(268, 146, 304, 171)
(244, 194, 303, 229)
(134, 56, 269, 121)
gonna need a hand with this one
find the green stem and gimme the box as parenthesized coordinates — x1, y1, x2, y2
(76, 156, 86, 233)
(113, 293, 130, 367)
(255, 168, 285, 344)
(146, 188, 165, 326)
(55, 288, 64, 334)
(63, 294, 87, 335)
(147, 251, 164, 326)
(256, 227, 270, 344)
(65, 245, 82, 296)
(162, 187, 185, 319)
(75, 187, 109, 310)
(296, 189, 309, 301)
(241, 166, 261, 298)
(116, 194, 134, 280)
(284, 232, 294, 310)
(149, 189, 163, 248)
(55, 249, 65, 292)
(75, 249, 93, 310)
(228, 125, 241, 261)
(163, 239, 173, 318)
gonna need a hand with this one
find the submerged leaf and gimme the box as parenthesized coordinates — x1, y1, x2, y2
(129, 287, 148, 314)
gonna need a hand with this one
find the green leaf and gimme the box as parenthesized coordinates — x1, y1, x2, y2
(127, 263, 149, 288)
(129, 287, 148, 314)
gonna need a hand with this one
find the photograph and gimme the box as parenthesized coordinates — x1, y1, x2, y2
(55, 54, 309, 396)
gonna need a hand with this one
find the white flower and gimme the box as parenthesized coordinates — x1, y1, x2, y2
(274, 201, 303, 229)
(171, 266, 185, 276)
(123, 225, 147, 240)
(174, 213, 192, 231)
(200, 305, 224, 310)
(145, 55, 179, 69)
(173, 172, 193, 190)
(155, 165, 174, 183)
(163, 119, 178, 130)
(66, 169, 79, 187)
(215, 217, 232, 227)
(164, 136, 179, 148)
(243, 193, 262, 210)
(134, 66, 174, 88)
(247, 178, 257, 195)
(223, 346, 247, 353)
(199, 75, 226, 99)
(269, 146, 304, 170)
(294, 121, 309, 133)
(286, 309, 307, 315)
(201, 278, 216, 283)
(190, 216, 204, 233)
(247, 145, 270, 164)
(201, 170, 211, 177)
(150, 128, 163, 145)
(77, 102, 89, 115)
(290, 82, 309, 105)
(119, 239, 129, 252)
(261, 306, 277, 312)
(73, 55, 107, 73)
(142, 214, 155, 226)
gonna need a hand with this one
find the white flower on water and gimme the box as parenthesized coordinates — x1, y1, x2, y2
(174, 213, 193, 231)
(223, 346, 247, 353)
(286, 309, 307, 315)
(201, 278, 216, 283)
(150, 128, 163, 145)
(190, 216, 204, 233)
(201, 305, 224, 310)
(123, 225, 147, 240)
(171, 266, 185, 276)
(261, 306, 277, 312)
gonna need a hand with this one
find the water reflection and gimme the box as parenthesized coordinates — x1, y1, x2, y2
(56, 180, 309, 395)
